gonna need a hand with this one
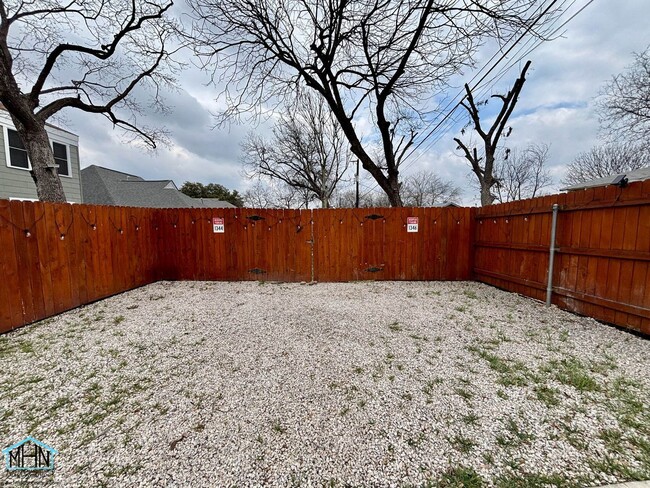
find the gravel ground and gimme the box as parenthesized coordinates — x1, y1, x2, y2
(0, 281, 649, 487)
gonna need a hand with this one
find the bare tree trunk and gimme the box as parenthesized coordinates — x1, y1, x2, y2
(11, 117, 66, 202)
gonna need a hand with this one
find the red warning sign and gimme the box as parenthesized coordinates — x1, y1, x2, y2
(407, 217, 419, 233)
(212, 217, 224, 233)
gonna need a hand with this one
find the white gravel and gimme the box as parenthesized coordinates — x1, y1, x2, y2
(0, 281, 649, 487)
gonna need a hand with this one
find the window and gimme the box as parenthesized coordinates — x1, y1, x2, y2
(5, 128, 71, 176)
(7, 129, 29, 169)
(53, 142, 69, 176)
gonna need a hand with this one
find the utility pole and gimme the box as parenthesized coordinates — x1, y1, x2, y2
(355, 159, 360, 208)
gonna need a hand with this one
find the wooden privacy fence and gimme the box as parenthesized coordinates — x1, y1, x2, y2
(1, 181, 648, 335)
(475, 179, 650, 335)
(0, 202, 472, 333)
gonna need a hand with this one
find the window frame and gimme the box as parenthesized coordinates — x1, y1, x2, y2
(3, 125, 73, 178)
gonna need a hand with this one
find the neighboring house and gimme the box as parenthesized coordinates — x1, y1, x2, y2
(81, 165, 235, 208)
(0, 105, 83, 202)
(561, 166, 650, 192)
(431, 202, 461, 208)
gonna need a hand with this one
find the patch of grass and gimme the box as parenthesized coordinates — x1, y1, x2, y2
(409, 334, 429, 341)
(271, 419, 287, 434)
(448, 434, 476, 454)
(534, 384, 561, 407)
(461, 412, 479, 426)
(588, 454, 649, 481)
(353, 366, 364, 374)
(551, 358, 600, 392)
(113, 315, 125, 325)
(463, 290, 478, 299)
(455, 305, 467, 313)
(438, 466, 484, 487)
(494, 472, 580, 488)
(423, 378, 443, 398)
(388, 322, 403, 332)
(454, 387, 473, 402)
(504, 418, 535, 445)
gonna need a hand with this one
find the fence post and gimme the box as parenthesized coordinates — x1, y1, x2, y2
(545, 203, 559, 306)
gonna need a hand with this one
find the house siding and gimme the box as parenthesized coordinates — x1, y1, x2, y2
(0, 121, 82, 203)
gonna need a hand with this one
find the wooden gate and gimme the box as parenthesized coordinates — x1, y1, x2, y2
(312, 207, 473, 282)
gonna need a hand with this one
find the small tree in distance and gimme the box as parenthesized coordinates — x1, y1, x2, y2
(598, 45, 650, 142)
(402, 170, 461, 206)
(241, 93, 351, 208)
(494, 143, 553, 203)
(561, 144, 649, 187)
(180, 182, 244, 207)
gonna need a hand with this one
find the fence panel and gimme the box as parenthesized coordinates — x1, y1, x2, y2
(313, 207, 473, 282)
(474, 180, 650, 335)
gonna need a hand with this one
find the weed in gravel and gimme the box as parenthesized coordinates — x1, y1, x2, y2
(353, 366, 364, 374)
(271, 419, 287, 434)
(549, 358, 600, 392)
(48, 396, 72, 414)
(339, 406, 350, 416)
(455, 306, 467, 313)
(409, 334, 429, 341)
(482, 451, 495, 465)
(534, 384, 561, 407)
(388, 322, 403, 332)
(464, 290, 478, 299)
(504, 418, 535, 445)
(113, 315, 125, 325)
(401, 392, 413, 401)
(599, 428, 624, 451)
(494, 472, 580, 488)
(461, 412, 479, 426)
(438, 466, 484, 487)
(454, 387, 474, 402)
(423, 378, 443, 400)
(406, 432, 427, 448)
(588, 454, 649, 481)
(449, 434, 476, 454)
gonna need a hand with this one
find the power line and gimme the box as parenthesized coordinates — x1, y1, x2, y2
(401, 0, 596, 174)
(360, 0, 568, 200)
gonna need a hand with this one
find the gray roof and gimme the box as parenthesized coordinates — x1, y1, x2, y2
(431, 201, 461, 208)
(81, 165, 236, 208)
(560, 166, 650, 191)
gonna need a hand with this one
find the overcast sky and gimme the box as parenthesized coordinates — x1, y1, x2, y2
(63, 0, 650, 206)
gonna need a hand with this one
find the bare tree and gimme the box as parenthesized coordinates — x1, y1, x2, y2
(562, 143, 650, 187)
(402, 170, 461, 206)
(454, 60, 531, 206)
(0, 0, 178, 202)
(332, 188, 390, 208)
(241, 93, 351, 208)
(598, 45, 650, 142)
(494, 143, 552, 203)
(185, 0, 555, 206)
(243, 178, 309, 209)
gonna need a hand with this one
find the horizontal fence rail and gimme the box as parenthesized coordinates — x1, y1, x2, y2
(1, 180, 648, 335)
